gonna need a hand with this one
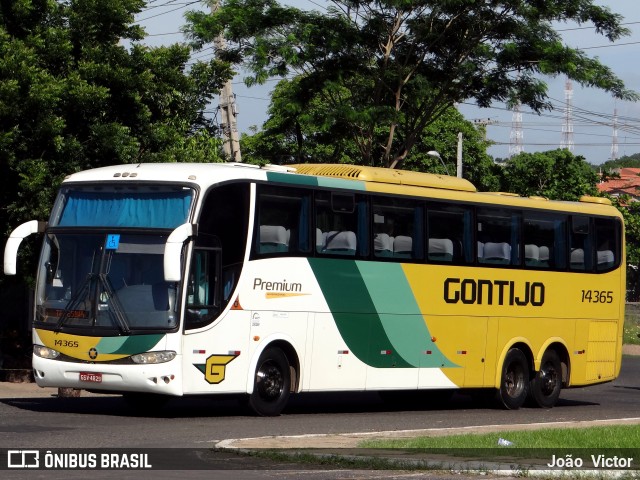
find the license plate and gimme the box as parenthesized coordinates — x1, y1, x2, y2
(79, 372, 102, 383)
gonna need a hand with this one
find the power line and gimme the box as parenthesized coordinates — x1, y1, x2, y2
(136, 0, 200, 23)
(556, 20, 640, 32)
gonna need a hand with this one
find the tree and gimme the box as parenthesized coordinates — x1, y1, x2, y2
(500, 149, 599, 200)
(240, 78, 365, 165)
(599, 154, 640, 170)
(403, 109, 502, 192)
(615, 197, 640, 267)
(187, 0, 637, 168)
(241, 77, 501, 190)
(0, 0, 232, 254)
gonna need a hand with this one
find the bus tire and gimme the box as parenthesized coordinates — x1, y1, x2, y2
(528, 349, 562, 408)
(248, 347, 290, 416)
(497, 348, 530, 410)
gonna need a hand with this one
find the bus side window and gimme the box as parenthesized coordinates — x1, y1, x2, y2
(477, 208, 520, 266)
(426, 205, 473, 264)
(316, 191, 368, 257)
(570, 216, 592, 271)
(595, 217, 620, 272)
(255, 185, 311, 256)
(523, 213, 568, 269)
(372, 196, 423, 261)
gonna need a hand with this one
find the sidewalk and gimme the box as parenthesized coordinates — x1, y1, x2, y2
(0, 381, 115, 398)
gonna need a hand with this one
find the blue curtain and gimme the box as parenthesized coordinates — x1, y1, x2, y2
(57, 190, 192, 228)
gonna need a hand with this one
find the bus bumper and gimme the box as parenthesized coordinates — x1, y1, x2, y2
(32, 355, 183, 396)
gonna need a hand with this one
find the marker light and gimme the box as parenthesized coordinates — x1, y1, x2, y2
(130, 351, 176, 364)
(33, 345, 61, 359)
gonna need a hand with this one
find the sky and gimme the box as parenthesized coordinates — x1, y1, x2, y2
(135, 0, 640, 166)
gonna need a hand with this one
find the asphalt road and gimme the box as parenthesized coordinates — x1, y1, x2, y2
(1, 356, 639, 479)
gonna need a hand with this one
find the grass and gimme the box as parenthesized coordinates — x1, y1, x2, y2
(359, 424, 640, 449)
(624, 308, 640, 345)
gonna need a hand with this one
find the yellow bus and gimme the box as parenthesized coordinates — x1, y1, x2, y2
(4, 162, 625, 415)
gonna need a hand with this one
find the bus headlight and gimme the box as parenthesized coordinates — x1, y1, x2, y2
(130, 351, 176, 364)
(33, 345, 61, 359)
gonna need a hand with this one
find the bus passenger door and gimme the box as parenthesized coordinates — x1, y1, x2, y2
(181, 245, 250, 395)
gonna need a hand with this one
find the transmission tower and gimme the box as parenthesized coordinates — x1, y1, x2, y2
(560, 78, 574, 151)
(212, 1, 241, 162)
(610, 105, 619, 161)
(509, 102, 524, 157)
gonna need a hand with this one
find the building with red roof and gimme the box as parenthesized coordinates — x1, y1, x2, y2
(597, 168, 640, 201)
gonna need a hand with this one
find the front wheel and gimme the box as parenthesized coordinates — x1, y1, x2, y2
(528, 350, 563, 408)
(497, 348, 530, 410)
(248, 347, 291, 416)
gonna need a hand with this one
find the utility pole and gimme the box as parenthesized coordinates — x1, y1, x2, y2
(472, 118, 496, 141)
(456, 132, 463, 178)
(212, 1, 241, 162)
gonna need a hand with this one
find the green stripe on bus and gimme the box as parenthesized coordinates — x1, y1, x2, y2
(267, 171, 319, 186)
(266, 172, 366, 190)
(96, 334, 164, 354)
(308, 258, 412, 368)
(355, 262, 456, 368)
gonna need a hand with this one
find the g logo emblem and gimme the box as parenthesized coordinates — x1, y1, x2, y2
(88, 348, 98, 360)
(204, 355, 237, 384)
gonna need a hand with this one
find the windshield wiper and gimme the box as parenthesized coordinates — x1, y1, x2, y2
(55, 273, 92, 332)
(55, 273, 131, 334)
(98, 273, 130, 334)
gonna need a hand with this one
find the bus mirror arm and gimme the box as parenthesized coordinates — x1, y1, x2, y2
(4, 220, 46, 275)
(164, 223, 197, 282)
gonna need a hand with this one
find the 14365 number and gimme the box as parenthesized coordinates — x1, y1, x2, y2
(581, 290, 613, 303)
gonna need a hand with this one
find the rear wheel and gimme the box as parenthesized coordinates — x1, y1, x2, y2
(497, 348, 530, 410)
(248, 347, 290, 416)
(529, 349, 562, 408)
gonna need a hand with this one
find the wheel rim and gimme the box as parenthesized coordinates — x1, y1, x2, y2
(505, 362, 525, 398)
(256, 360, 284, 402)
(539, 361, 559, 396)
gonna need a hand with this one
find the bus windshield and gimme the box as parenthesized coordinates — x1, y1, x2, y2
(36, 233, 177, 333)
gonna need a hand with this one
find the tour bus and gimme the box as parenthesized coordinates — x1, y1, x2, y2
(3, 162, 625, 415)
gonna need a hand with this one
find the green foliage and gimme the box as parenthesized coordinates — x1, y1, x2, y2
(188, 0, 636, 168)
(500, 149, 599, 200)
(403, 109, 502, 192)
(241, 77, 501, 191)
(624, 306, 640, 345)
(610, 195, 640, 268)
(599, 154, 640, 170)
(240, 78, 362, 165)
(0, 0, 232, 256)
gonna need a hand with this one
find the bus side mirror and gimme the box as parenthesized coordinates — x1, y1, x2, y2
(164, 223, 197, 282)
(4, 220, 46, 275)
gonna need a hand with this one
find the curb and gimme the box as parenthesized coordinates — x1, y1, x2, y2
(216, 419, 640, 477)
(217, 417, 640, 450)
